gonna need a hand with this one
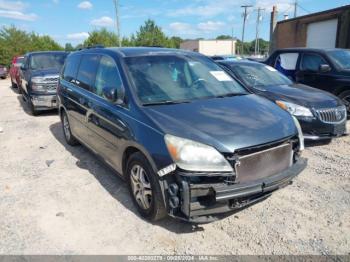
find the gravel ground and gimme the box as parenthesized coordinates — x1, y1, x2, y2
(0, 78, 349, 255)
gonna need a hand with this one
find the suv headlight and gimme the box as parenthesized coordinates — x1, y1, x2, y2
(31, 77, 46, 92)
(164, 134, 232, 172)
(276, 100, 313, 117)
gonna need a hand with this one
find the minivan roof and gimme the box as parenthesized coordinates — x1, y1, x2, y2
(76, 47, 196, 57)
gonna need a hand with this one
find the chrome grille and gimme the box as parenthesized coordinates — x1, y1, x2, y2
(314, 106, 347, 124)
(40, 75, 59, 92)
(235, 143, 293, 183)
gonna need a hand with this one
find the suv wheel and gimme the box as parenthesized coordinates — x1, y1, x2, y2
(28, 101, 38, 116)
(61, 111, 79, 146)
(126, 152, 167, 221)
(339, 90, 350, 115)
(11, 79, 17, 88)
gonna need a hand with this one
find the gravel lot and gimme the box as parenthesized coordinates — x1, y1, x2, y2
(0, 78, 349, 255)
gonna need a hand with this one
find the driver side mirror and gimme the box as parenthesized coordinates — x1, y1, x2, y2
(319, 64, 331, 73)
(20, 64, 27, 71)
(102, 85, 125, 104)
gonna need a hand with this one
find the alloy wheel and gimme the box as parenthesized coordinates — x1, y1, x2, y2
(63, 114, 71, 141)
(130, 164, 153, 210)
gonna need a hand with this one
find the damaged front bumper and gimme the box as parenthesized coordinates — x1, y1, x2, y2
(161, 157, 307, 223)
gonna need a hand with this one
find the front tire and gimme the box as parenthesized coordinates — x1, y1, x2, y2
(126, 152, 167, 221)
(61, 111, 79, 146)
(11, 79, 17, 88)
(28, 101, 38, 116)
(339, 90, 350, 115)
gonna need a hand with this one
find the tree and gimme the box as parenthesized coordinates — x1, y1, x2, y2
(83, 28, 119, 47)
(29, 33, 63, 51)
(65, 43, 75, 51)
(135, 19, 167, 47)
(167, 36, 182, 48)
(0, 25, 62, 66)
(216, 35, 232, 40)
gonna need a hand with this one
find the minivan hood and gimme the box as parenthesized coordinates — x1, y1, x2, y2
(30, 68, 60, 77)
(259, 83, 342, 108)
(143, 94, 297, 153)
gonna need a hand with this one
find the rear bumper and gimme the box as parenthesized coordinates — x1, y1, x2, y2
(31, 94, 58, 110)
(164, 157, 307, 223)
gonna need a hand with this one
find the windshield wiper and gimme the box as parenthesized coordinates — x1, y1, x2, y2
(142, 100, 191, 106)
(214, 93, 247, 98)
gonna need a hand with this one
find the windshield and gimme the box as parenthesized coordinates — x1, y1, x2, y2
(327, 50, 350, 70)
(228, 63, 292, 87)
(16, 57, 24, 65)
(30, 53, 67, 70)
(124, 55, 248, 105)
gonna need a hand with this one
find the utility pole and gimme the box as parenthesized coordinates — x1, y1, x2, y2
(231, 27, 234, 55)
(293, 0, 298, 18)
(113, 0, 121, 47)
(255, 8, 264, 55)
(241, 5, 252, 55)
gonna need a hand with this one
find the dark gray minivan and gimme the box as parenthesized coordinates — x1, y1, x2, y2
(58, 47, 307, 222)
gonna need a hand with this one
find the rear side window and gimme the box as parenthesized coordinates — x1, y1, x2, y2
(63, 54, 81, 82)
(275, 53, 299, 70)
(76, 54, 100, 91)
(94, 56, 122, 98)
(301, 53, 327, 71)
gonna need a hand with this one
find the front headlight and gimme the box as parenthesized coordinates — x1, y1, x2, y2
(276, 100, 313, 117)
(164, 134, 232, 172)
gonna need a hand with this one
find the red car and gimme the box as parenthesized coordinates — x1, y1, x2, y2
(9, 56, 24, 88)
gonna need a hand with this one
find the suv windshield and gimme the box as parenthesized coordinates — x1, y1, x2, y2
(228, 63, 292, 87)
(30, 53, 67, 70)
(327, 50, 350, 70)
(124, 54, 248, 105)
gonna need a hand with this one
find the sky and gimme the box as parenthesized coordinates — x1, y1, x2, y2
(0, 0, 349, 46)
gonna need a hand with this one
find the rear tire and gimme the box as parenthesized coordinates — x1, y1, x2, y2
(61, 111, 79, 146)
(126, 152, 167, 221)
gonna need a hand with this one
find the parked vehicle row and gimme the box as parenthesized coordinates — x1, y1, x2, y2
(6, 46, 348, 223)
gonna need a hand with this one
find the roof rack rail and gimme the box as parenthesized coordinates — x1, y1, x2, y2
(78, 45, 105, 51)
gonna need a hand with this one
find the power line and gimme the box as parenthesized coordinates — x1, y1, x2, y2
(241, 5, 253, 55)
(297, 3, 311, 14)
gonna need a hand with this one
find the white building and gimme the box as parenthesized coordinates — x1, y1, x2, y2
(180, 39, 237, 56)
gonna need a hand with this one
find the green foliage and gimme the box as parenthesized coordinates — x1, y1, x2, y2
(65, 43, 75, 51)
(83, 28, 119, 47)
(236, 38, 270, 55)
(0, 25, 63, 66)
(216, 35, 233, 40)
(135, 19, 167, 47)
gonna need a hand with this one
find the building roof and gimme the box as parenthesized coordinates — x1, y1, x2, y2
(277, 4, 350, 24)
